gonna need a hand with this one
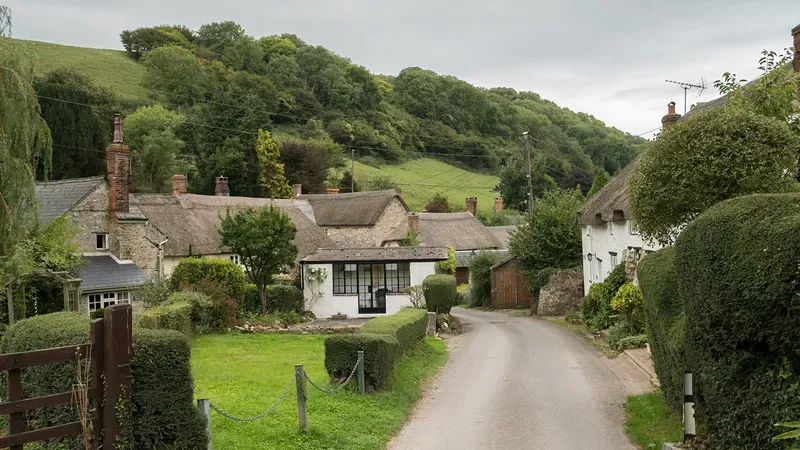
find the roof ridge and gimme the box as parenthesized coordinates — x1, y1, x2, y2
(35, 175, 104, 186)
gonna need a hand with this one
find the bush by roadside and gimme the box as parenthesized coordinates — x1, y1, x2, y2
(324, 333, 400, 390)
(423, 274, 457, 314)
(359, 308, 427, 352)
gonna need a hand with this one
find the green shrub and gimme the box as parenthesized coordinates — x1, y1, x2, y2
(359, 308, 427, 352)
(423, 274, 457, 314)
(276, 310, 302, 325)
(564, 311, 583, 325)
(434, 245, 457, 275)
(581, 262, 627, 331)
(638, 247, 685, 412)
(90, 308, 105, 320)
(170, 257, 246, 300)
(136, 276, 172, 307)
(674, 193, 800, 449)
(456, 283, 469, 305)
(324, 333, 400, 390)
(614, 334, 647, 351)
(242, 283, 260, 313)
(611, 283, 643, 334)
(265, 284, 304, 313)
(138, 301, 194, 335)
(0, 312, 208, 449)
(182, 280, 240, 330)
(468, 251, 500, 307)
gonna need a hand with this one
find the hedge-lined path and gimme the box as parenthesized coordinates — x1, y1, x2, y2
(388, 308, 651, 449)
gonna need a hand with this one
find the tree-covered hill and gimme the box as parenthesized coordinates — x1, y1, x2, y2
(7, 21, 646, 211)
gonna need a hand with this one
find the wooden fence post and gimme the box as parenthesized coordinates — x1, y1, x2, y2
(8, 365, 22, 450)
(295, 364, 308, 432)
(90, 318, 105, 447)
(103, 304, 133, 449)
(357, 351, 365, 395)
(197, 399, 212, 449)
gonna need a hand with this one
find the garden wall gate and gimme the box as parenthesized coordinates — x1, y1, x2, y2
(0, 304, 133, 449)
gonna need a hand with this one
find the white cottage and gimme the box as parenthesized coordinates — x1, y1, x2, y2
(300, 247, 448, 318)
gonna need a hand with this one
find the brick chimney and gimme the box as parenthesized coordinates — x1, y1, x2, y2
(106, 114, 130, 214)
(494, 197, 503, 215)
(661, 102, 682, 129)
(326, 188, 340, 195)
(793, 24, 800, 75)
(466, 197, 478, 217)
(172, 174, 187, 196)
(408, 213, 420, 234)
(292, 184, 302, 198)
(215, 176, 230, 196)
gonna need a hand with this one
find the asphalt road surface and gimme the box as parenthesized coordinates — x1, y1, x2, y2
(389, 308, 649, 450)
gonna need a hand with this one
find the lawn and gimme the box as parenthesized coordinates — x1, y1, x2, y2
(625, 391, 683, 449)
(192, 334, 447, 449)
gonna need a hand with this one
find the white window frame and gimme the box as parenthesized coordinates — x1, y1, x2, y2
(87, 291, 131, 311)
(229, 254, 241, 265)
(96, 233, 108, 250)
(609, 252, 618, 268)
(629, 221, 639, 236)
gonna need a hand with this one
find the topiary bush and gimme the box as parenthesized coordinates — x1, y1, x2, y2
(324, 333, 400, 390)
(359, 308, 427, 352)
(170, 257, 246, 301)
(265, 284, 304, 313)
(138, 301, 193, 335)
(423, 274, 457, 314)
(674, 193, 800, 449)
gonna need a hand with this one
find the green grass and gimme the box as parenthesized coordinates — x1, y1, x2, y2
(624, 392, 683, 449)
(350, 158, 501, 213)
(192, 334, 447, 449)
(4, 38, 148, 103)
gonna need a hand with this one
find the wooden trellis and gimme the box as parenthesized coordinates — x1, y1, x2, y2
(4, 270, 82, 325)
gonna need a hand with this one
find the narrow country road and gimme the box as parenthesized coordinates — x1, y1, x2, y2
(389, 308, 651, 450)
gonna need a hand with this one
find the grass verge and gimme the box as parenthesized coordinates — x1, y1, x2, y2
(625, 391, 683, 449)
(545, 317, 618, 357)
(192, 334, 447, 449)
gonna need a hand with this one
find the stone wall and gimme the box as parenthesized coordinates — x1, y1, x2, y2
(536, 267, 584, 316)
(70, 182, 115, 254)
(322, 198, 408, 248)
(117, 221, 159, 275)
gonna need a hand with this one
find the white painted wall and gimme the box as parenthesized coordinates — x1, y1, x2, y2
(581, 220, 661, 294)
(163, 253, 243, 277)
(303, 261, 437, 318)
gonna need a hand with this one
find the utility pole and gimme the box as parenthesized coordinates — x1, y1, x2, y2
(522, 132, 533, 215)
(351, 148, 355, 193)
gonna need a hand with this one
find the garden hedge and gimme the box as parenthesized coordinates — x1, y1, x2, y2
(423, 274, 457, 314)
(0, 312, 208, 449)
(324, 333, 400, 390)
(266, 284, 304, 313)
(169, 257, 246, 300)
(675, 193, 800, 449)
(359, 308, 427, 352)
(137, 301, 194, 335)
(637, 247, 685, 411)
(468, 251, 499, 307)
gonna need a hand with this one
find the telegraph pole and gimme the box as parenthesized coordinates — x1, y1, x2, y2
(351, 148, 355, 192)
(523, 132, 533, 215)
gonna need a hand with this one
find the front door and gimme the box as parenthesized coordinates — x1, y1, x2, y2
(357, 264, 387, 314)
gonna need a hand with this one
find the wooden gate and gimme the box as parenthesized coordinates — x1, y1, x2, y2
(490, 257, 533, 309)
(0, 304, 132, 449)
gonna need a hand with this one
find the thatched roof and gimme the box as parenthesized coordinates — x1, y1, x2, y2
(130, 194, 335, 261)
(302, 247, 448, 263)
(299, 190, 407, 226)
(577, 155, 642, 226)
(35, 176, 104, 225)
(383, 212, 501, 250)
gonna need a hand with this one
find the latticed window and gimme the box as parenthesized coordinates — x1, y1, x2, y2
(333, 264, 358, 294)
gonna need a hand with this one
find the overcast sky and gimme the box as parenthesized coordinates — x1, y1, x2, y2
(5, 1, 799, 138)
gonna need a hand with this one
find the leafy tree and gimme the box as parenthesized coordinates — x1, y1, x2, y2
(366, 175, 396, 191)
(196, 21, 246, 57)
(497, 153, 557, 211)
(254, 130, 292, 198)
(219, 206, 297, 315)
(259, 37, 298, 61)
(425, 192, 452, 213)
(198, 136, 252, 196)
(141, 45, 208, 106)
(629, 107, 798, 245)
(265, 54, 302, 88)
(586, 169, 610, 198)
(338, 170, 359, 193)
(134, 130, 188, 193)
(508, 188, 583, 281)
(18, 215, 82, 273)
(435, 245, 457, 274)
(611, 283, 643, 334)
(125, 104, 186, 149)
(468, 251, 501, 307)
(120, 25, 195, 59)
(220, 36, 265, 73)
(278, 138, 344, 193)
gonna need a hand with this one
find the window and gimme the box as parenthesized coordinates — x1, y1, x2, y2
(88, 294, 101, 311)
(229, 254, 241, 265)
(332, 262, 411, 295)
(629, 221, 639, 236)
(87, 291, 131, 311)
(609, 252, 618, 268)
(96, 233, 108, 250)
(333, 263, 358, 294)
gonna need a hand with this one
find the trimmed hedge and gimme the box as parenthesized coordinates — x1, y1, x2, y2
(0, 312, 208, 449)
(674, 193, 800, 449)
(243, 283, 260, 313)
(266, 284, 304, 313)
(324, 333, 400, 390)
(170, 257, 246, 301)
(138, 301, 193, 335)
(423, 274, 457, 314)
(637, 247, 685, 412)
(359, 308, 427, 352)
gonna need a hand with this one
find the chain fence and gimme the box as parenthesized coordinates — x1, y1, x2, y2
(208, 379, 294, 422)
(305, 357, 360, 394)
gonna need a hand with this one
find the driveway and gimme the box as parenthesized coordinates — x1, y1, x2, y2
(389, 308, 651, 450)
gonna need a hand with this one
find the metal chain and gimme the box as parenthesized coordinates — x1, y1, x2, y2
(209, 379, 294, 422)
(305, 358, 360, 394)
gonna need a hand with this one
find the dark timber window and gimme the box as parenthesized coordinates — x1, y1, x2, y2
(332, 262, 412, 314)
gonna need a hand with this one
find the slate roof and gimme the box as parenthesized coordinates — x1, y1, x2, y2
(455, 249, 509, 268)
(383, 212, 502, 250)
(130, 193, 335, 262)
(302, 247, 448, 263)
(77, 256, 147, 292)
(35, 176, 104, 225)
(299, 190, 407, 226)
(486, 226, 516, 249)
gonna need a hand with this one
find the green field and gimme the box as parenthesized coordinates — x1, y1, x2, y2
(350, 158, 501, 213)
(192, 334, 447, 450)
(3, 38, 148, 103)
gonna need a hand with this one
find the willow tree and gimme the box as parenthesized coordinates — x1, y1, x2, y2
(0, 38, 53, 278)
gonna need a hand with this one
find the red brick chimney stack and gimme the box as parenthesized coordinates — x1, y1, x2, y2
(494, 197, 503, 215)
(215, 176, 230, 196)
(292, 184, 302, 198)
(466, 197, 478, 217)
(106, 114, 130, 214)
(408, 213, 420, 234)
(172, 175, 187, 196)
(661, 102, 682, 129)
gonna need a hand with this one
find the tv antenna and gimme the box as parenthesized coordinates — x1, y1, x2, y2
(665, 78, 706, 114)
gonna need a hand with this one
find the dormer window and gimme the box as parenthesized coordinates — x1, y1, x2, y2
(96, 233, 108, 250)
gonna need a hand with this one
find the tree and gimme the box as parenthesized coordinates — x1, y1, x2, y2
(255, 130, 292, 199)
(338, 170, 359, 193)
(125, 105, 188, 193)
(196, 21, 246, 57)
(278, 138, 344, 193)
(508, 188, 583, 279)
(435, 245, 457, 274)
(124, 104, 186, 149)
(629, 107, 798, 245)
(141, 46, 208, 106)
(497, 153, 557, 211)
(366, 175, 396, 191)
(120, 25, 195, 59)
(425, 192, 452, 213)
(0, 39, 53, 281)
(586, 169, 610, 198)
(219, 206, 297, 315)
(265, 54, 302, 88)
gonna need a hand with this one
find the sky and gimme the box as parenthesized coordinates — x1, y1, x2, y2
(5, 0, 799, 139)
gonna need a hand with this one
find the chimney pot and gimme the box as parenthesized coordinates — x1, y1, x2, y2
(215, 176, 230, 196)
(661, 102, 682, 129)
(494, 197, 503, 215)
(172, 174, 187, 196)
(106, 115, 129, 214)
(466, 197, 478, 217)
(292, 184, 302, 198)
(113, 114, 123, 144)
(408, 212, 420, 234)
(326, 188, 340, 195)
